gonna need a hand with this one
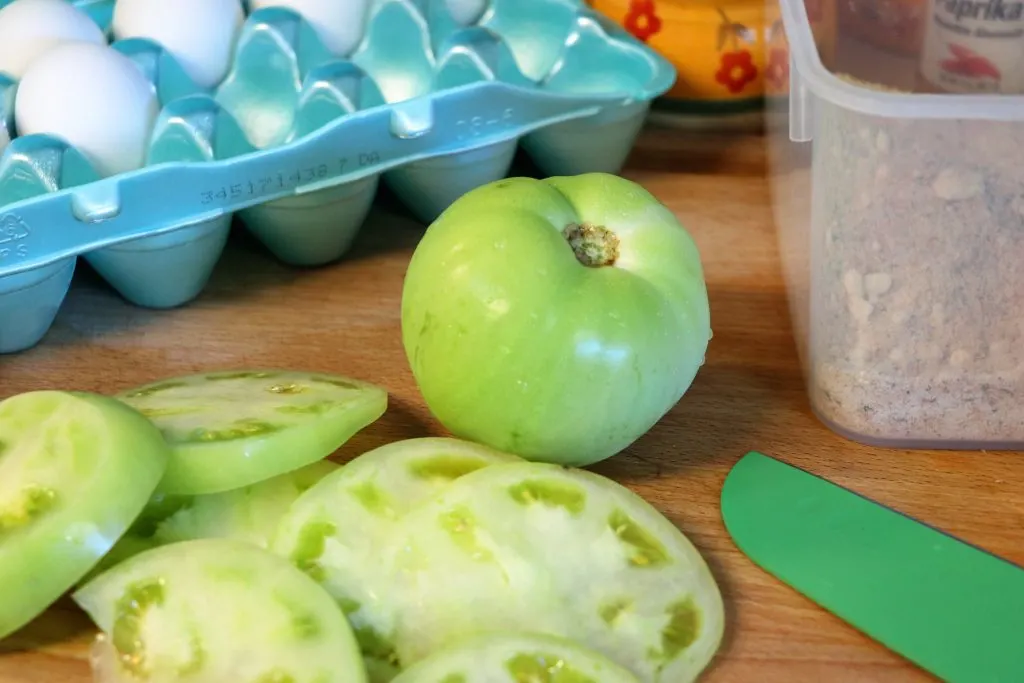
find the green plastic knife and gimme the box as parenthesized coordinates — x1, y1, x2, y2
(721, 451, 1024, 682)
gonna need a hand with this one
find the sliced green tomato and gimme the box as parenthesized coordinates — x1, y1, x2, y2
(83, 492, 192, 585)
(271, 437, 521, 681)
(116, 370, 388, 495)
(87, 460, 341, 583)
(390, 632, 641, 683)
(132, 492, 191, 536)
(0, 391, 169, 639)
(90, 633, 140, 683)
(155, 459, 339, 548)
(73, 538, 368, 683)
(83, 534, 164, 587)
(378, 462, 724, 683)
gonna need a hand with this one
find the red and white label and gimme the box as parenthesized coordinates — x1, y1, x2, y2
(919, 0, 1024, 93)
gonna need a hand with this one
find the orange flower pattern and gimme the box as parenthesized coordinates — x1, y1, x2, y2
(713, 8, 760, 95)
(592, 1, 780, 99)
(623, 0, 662, 42)
(765, 47, 790, 90)
(715, 50, 758, 94)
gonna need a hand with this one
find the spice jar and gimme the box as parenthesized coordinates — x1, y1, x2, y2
(916, 0, 1024, 94)
(837, 0, 928, 55)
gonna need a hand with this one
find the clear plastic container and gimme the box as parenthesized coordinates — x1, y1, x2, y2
(766, 0, 1024, 448)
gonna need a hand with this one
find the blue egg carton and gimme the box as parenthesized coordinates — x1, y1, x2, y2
(0, 0, 675, 354)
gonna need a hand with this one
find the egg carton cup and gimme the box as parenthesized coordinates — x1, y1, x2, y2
(0, 0, 675, 354)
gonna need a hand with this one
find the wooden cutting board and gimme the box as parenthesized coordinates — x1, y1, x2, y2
(1, 126, 1020, 682)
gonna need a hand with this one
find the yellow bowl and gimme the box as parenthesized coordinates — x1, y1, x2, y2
(588, 0, 837, 115)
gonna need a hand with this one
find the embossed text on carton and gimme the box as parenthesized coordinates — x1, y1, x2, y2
(0, 214, 29, 260)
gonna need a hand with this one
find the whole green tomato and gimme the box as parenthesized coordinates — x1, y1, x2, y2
(401, 173, 711, 467)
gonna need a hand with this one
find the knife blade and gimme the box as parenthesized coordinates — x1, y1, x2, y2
(720, 451, 1024, 682)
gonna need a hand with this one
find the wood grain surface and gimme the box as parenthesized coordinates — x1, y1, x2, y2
(1, 125, 1022, 682)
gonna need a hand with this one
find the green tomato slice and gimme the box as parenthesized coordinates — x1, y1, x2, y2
(272, 437, 521, 682)
(116, 370, 388, 495)
(88, 461, 341, 583)
(380, 462, 725, 683)
(83, 534, 165, 588)
(0, 391, 169, 639)
(390, 632, 641, 683)
(83, 492, 192, 586)
(154, 459, 339, 548)
(73, 538, 368, 683)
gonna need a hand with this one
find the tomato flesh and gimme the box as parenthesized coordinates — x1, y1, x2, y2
(0, 391, 169, 638)
(88, 460, 340, 583)
(379, 463, 725, 682)
(154, 459, 339, 547)
(390, 632, 641, 683)
(272, 437, 521, 682)
(116, 370, 388, 495)
(73, 538, 368, 682)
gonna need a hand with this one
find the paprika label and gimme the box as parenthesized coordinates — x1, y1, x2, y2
(918, 0, 1024, 93)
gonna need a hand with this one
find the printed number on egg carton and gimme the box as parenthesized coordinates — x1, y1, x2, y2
(0, 0, 674, 354)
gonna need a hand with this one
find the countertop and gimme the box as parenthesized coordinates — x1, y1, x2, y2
(1, 124, 1022, 682)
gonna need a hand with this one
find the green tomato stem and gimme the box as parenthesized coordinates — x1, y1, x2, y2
(562, 223, 619, 268)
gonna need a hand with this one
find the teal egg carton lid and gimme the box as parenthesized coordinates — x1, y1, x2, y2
(0, 0, 675, 354)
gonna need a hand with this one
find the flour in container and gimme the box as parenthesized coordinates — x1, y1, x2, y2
(806, 74, 1024, 444)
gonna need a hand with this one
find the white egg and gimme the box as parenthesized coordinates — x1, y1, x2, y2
(112, 0, 245, 90)
(0, 0, 106, 79)
(248, 0, 370, 56)
(446, 0, 488, 25)
(15, 43, 159, 176)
